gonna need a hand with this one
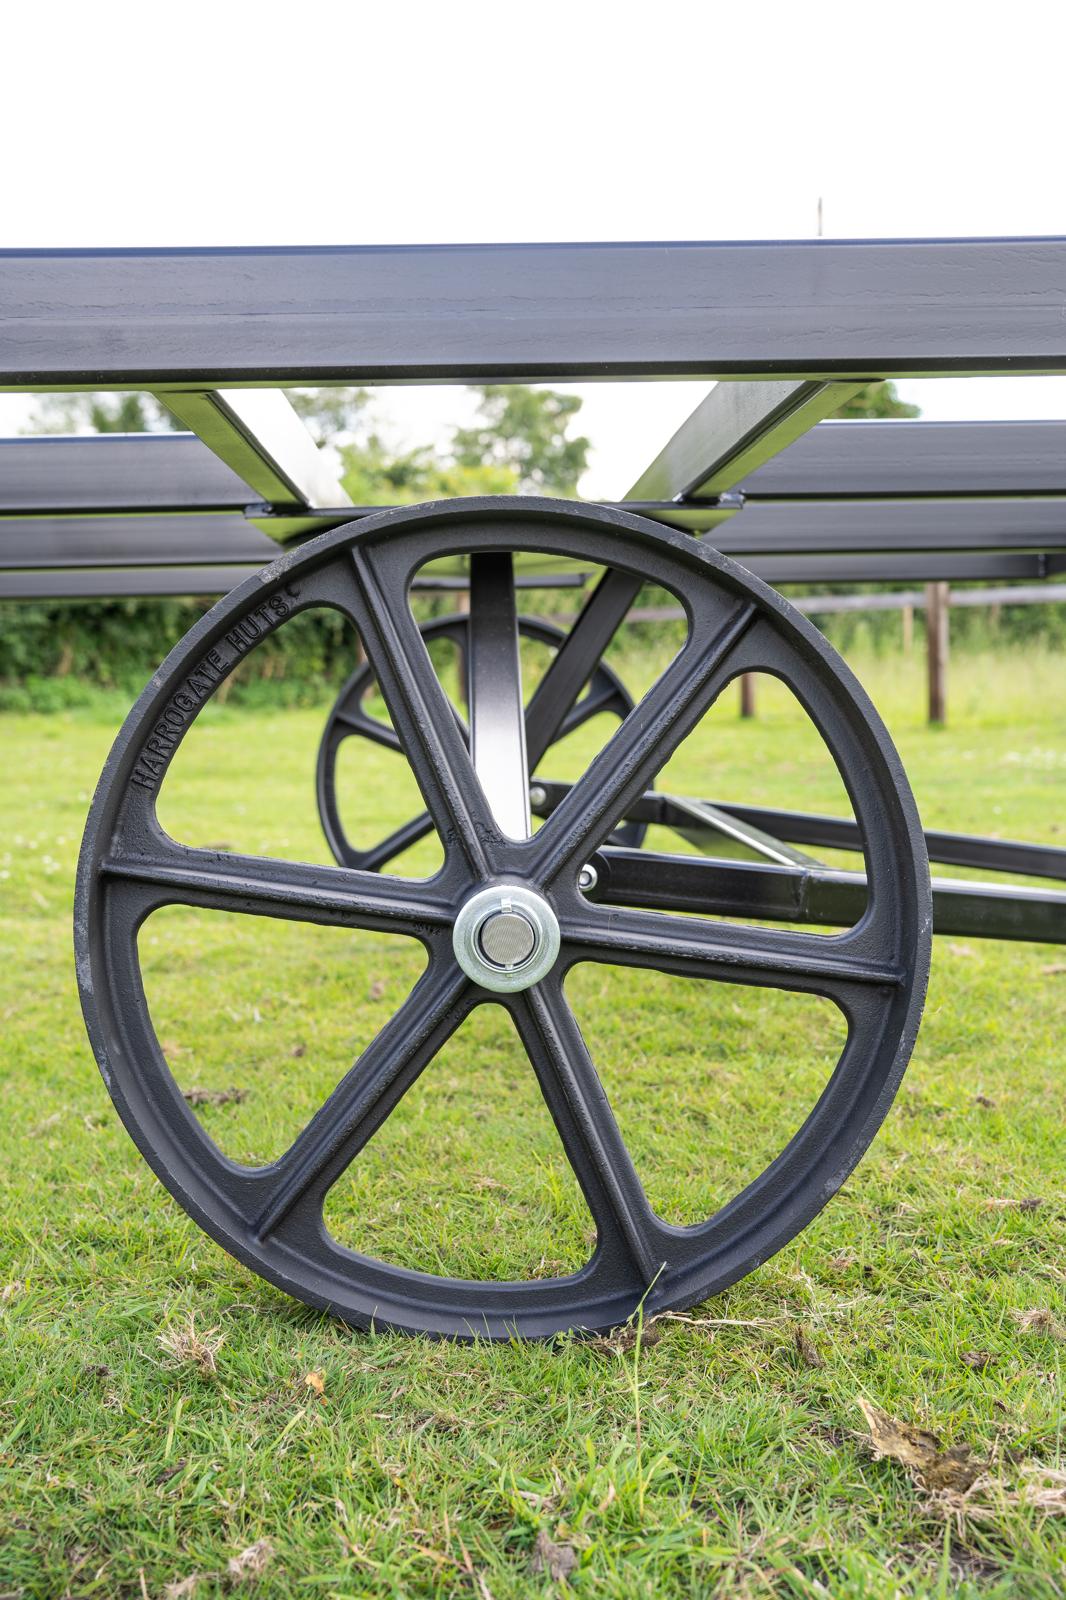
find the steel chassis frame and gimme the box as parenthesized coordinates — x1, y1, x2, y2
(2, 239, 1064, 945)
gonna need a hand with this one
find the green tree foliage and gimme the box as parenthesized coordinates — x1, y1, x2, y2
(26, 393, 180, 434)
(26, 388, 374, 442)
(286, 388, 371, 447)
(339, 435, 516, 505)
(452, 385, 591, 495)
(833, 381, 920, 419)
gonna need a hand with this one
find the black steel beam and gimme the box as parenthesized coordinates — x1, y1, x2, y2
(0, 515, 280, 569)
(0, 559, 592, 600)
(0, 433, 254, 514)
(591, 849, 1066, 945)
(5, 498, 1064, 562)
(733, 419, 1066, 500)
(657, 794, 819, 869)
(4, 239, 1066, 387)
(654, 496, 1066, 544)
(4, 541, 1058, 595)
(716, 498, 1066, 552)
(248, 506, 1066, 570)
(233, 496, 1061, 545)
(0, 565, 264, 599)
(745, 552, 1057, 583)
(6, 428, 1065, 538)
(8, 496, 1065, 557)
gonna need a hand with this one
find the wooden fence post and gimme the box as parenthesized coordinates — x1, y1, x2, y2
(925, 582, 949, 724)
(739, 673, 757, 718)
(901, 602, 914, 655)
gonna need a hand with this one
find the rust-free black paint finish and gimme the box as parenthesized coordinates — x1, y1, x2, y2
(75, 500, 931, 1338)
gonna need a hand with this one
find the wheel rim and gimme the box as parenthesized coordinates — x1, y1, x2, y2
(316, 611, 646, 872)
(75, 498, 931, 1339)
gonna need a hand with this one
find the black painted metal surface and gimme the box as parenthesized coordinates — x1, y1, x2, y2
(590, 851, 1066, 945)
(6, 238, 1066, 387)
(733, 420, 1066, 500)
(700, 801, 1066, 883)
(0, 516, 282, 570)
(6, 422, 1066, 524)
(531, 784, 1066, 883)
(0, 433, 255, 513)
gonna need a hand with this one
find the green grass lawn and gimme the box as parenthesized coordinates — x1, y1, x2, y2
(0, 643, 1063, 1598)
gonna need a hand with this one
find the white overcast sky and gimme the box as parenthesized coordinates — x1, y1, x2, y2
(2, 0, 1065, 495)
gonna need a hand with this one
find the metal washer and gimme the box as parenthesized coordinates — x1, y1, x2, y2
(452, 884, 561, 993)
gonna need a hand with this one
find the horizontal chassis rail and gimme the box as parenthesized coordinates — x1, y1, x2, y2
(592, 849, 1066, 945)
(4, 238, 1066, 387)
(0, 564, 592, 600)
(4, 428, 1065, 571)
(5, 422, 1066, 519)
(732, 419, 1066, 500)
(10, 496, 1066, 549)
(0, 433, 255, 513)
(711, 799, 1066, 880)
(4, 550, 1064, 599)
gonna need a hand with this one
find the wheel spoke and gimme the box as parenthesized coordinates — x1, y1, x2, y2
(336, 690, 470, 752)
(332, 706, 402, 754)
(556, 682, 627, 739)
(510, 980, 666, 1287)
(253, 962, 472, 1240)
(561, 904, 904, 997)
(354, 813, 438, 873)
(101, 838, 453, 937)
(524, 568, 642, 766)
(531, 602, 758, 883)
(346, 547, 501, 874)
(467, 552, 530, 840)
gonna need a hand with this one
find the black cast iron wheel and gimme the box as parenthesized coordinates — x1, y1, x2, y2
(75, 498, 931, 1339)
(316, 610, 647, 872)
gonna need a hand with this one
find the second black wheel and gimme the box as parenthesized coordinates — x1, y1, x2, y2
(316, 611, 648, 872)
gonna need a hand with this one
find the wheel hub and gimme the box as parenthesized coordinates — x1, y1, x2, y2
(452, 884, 561, 993)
